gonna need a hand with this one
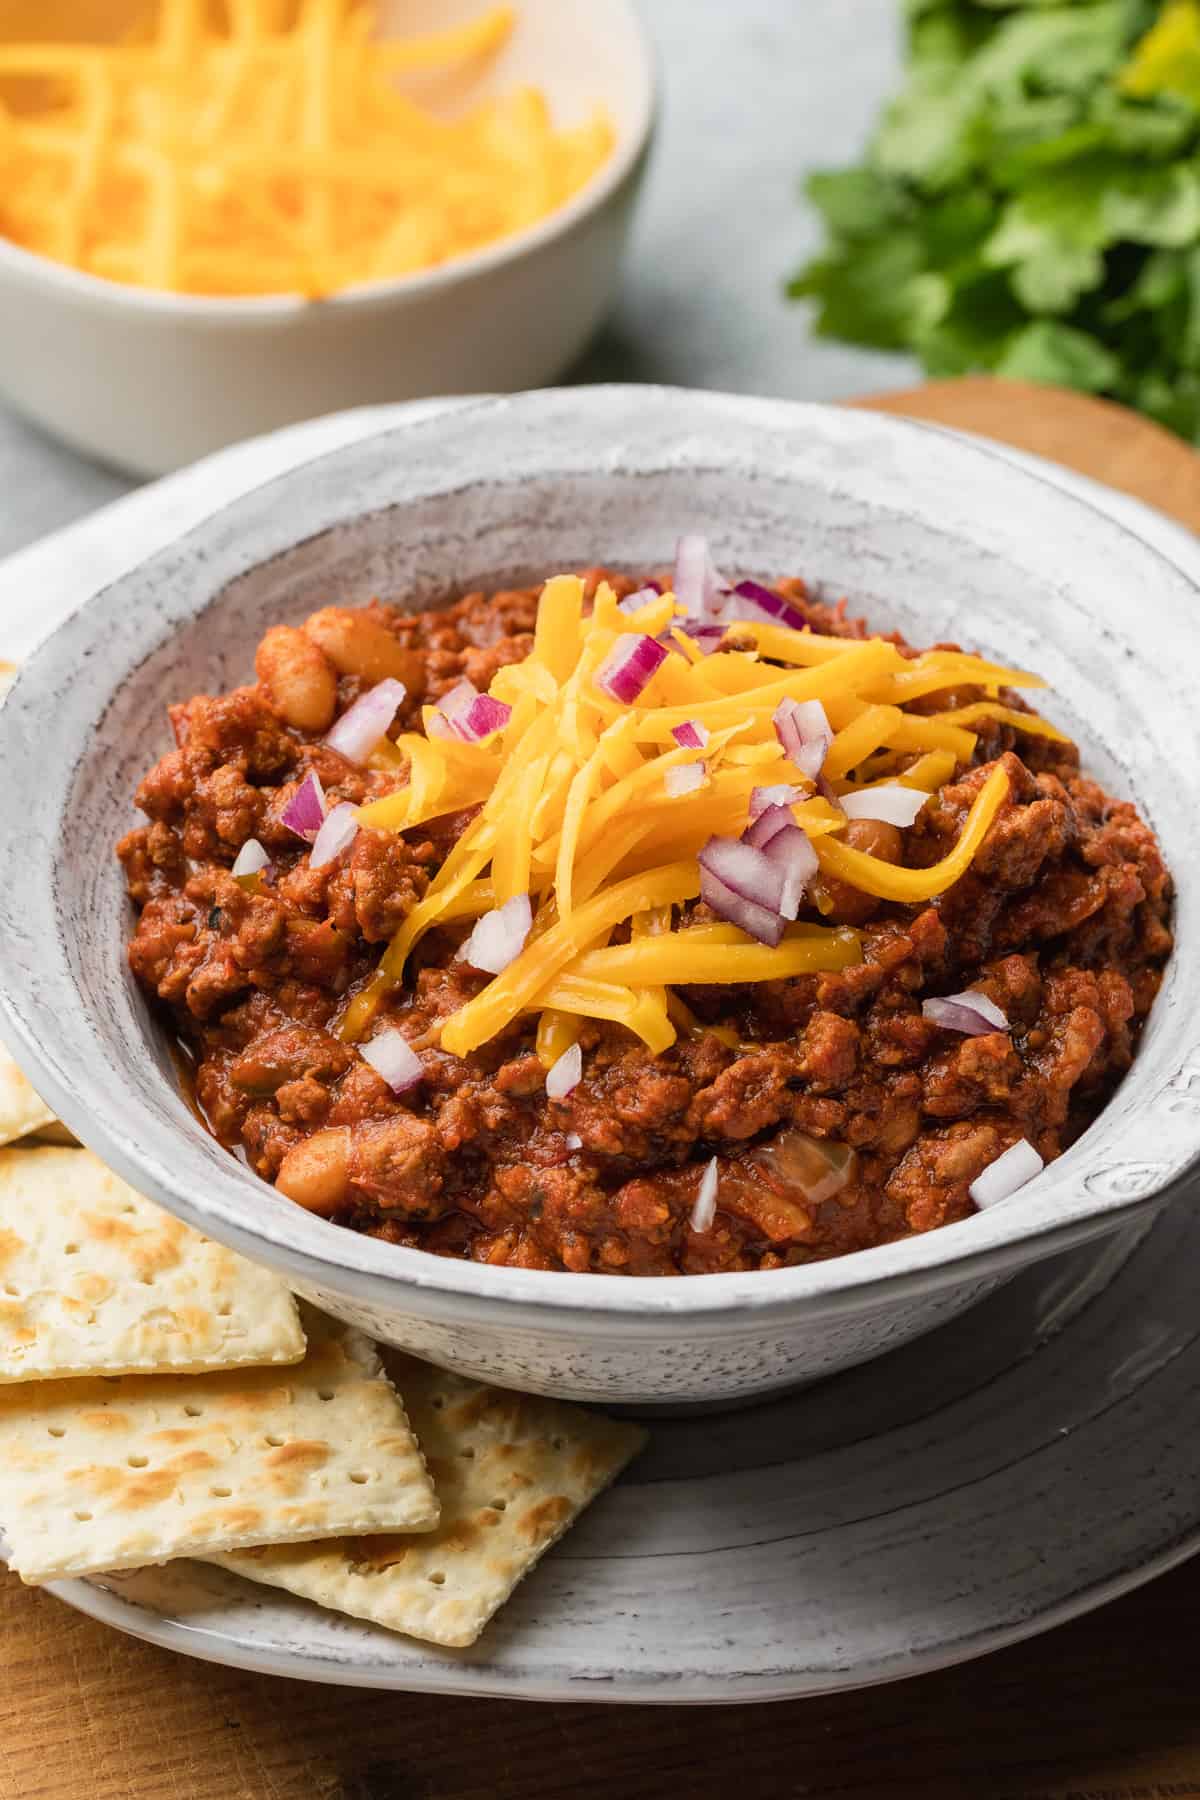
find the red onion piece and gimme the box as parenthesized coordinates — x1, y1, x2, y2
(280, 770, 327, 843)
(674, 535, 727, 620)
(594, 633, 668, 705)
(672, 721, 710, 750)
(742, 802, 796, 852)
(698, 836, 786, 947)
(361, 1028, 424, 1095)
(678, 621, 729, 656)
(326, 677, 407, 764)
(435, 677, 512, 743)
(459, 893, 532, 974)
(743, 807, 817, 918)
(665, 762, 706, 798)
(545, 1042, 582, 1100)
(922, 991, 1009, 1036)
(690, 1157, 719, 1233)
(758, 821, 818, 920)
(724, 579, 808, 630)
(231, 838, 271, 880)
(619, 586, 662, 615)
(564, 1131, 583, 1150)
(774, 698, 833, 780)
(969, 1137, 1044, 1208)
(310, 801, 359, 870)
(840, 785, 928, 827)
(749, 782, 802, 819)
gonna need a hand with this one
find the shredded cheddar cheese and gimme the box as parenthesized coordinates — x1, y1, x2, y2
(0, 2, 614, 297)
(338, 571, 1060, 1057)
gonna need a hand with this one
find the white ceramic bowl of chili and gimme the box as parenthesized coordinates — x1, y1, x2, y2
(0, 387, 1196, 1410)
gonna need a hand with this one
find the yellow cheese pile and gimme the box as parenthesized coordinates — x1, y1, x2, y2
(0, 2, 614, 297)
(344, 577, 1064, 1059)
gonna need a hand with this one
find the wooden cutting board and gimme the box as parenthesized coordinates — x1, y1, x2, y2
(1, 378, 1198, 1800)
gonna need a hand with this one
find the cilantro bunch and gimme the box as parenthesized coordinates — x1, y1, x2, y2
(790, 0, 1200, 442)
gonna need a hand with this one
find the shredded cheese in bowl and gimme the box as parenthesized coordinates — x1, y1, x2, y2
(0, 1, 614, 297)
(340, 565, 1062, 1059)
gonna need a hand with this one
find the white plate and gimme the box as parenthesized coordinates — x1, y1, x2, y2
(4, 401, 1198, 1700)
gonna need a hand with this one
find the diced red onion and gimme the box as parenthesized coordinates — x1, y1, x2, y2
(564, 1131, 583, 1150)
(742, 802, 796, 852)
(724, 579, 808, 630)
(673, 535, 727, 621)
(435, 677, 512, 743)
(749, 782, 802, 819)
(672, 720, 710, 750)
(594, 633, 668, 704)
(755, 818, 818, 921)
(436, 677, 478, 721)
(231, 838, 271, 880)
(697, 836, 786, 947)
(774, 698, 833, 780)
(690, 1157, 719, 1233)
(326, 677, 407, 764)
(969, 1137, 1044, 1209)
(619, 586, 662, 615)
(280, 770, 327, 843)
(545, 1042, 582, 1100)
(361, 1028, 424, 1095)
(840, 785, 928, 827)
(678, 621, 729, 655)
(665, 762, 707, 798)
(458, 693, 511, 741)
(459, 893, 532, 974)
(922, 991, 1009, 1036)
(743, 806, 817, 918)
(310, 801, 359, 869)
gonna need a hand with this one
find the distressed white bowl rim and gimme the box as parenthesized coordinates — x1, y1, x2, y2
(0, 384, 1197, 1335)
(0, 0, 655, 320)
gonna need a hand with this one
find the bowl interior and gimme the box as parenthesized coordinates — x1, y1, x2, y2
(2, 387, 1198, 1323)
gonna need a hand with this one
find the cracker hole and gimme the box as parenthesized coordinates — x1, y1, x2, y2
(490, 1499, 508, 1513)
(216, 1304, 231, 1317)
(459, 1448, 475, 1461)
(430, 1396, 445, 1411)
(127, 1455, 148, 1469)
(317, 1389, 334, 1402)
(47, 1427, 66, 1439)
(64, 1244, 79, 1256)
(551, 1437, 564, 1451)
(264, 1435, 284, 1448)
(74, 1511, 92, 1522)
(183, 1405, 203, 1418)
(121, 1205, 136, 1215)
(428, 1572, 446, 1587)
(2, 1283, 18, 1297)
(349, 1472, 369, 1485)
(210, 1486, 232, 1499)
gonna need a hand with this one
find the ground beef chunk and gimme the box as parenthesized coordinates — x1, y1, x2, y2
(121, 578, 1173, 1274)
(327, 829, 432, 943)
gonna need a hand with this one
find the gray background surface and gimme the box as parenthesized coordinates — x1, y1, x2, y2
(0, 0, 916, 561)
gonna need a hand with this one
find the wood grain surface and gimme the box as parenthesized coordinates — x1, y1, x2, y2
(852, 376, 1200, 535)
(3, 377, 1199, 1800)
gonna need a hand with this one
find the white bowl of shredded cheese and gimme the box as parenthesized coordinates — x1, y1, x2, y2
(0, 0, 654, 476)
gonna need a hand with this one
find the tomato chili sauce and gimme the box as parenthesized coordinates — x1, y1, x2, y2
(118, 560, 1172, 1275)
